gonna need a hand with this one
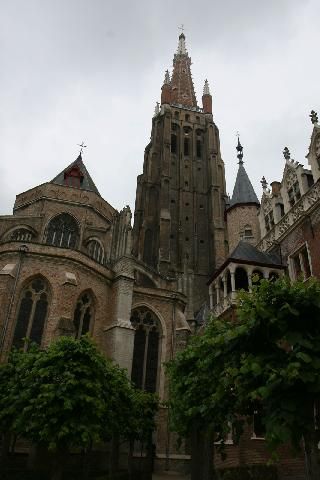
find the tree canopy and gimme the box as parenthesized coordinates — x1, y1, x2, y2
(167, 276, 320, 480)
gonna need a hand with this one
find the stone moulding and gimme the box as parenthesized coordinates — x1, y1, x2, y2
(257, 180, 320, 252)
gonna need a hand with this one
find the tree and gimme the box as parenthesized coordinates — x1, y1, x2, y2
(167, 276, 320, 480)
(0, 336, 159, 480)
(234, 277, 320, 480)
(166, 318, 243, 480)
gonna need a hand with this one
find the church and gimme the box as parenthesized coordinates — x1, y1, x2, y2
(0, 31, 319, 478)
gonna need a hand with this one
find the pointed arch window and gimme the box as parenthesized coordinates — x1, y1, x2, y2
(130, 308, 160, 393)
(73, 292, 94, 339)
(87, 239, 104, 264)
(46, 213, 79, 249)
(12, 277, 49, 349)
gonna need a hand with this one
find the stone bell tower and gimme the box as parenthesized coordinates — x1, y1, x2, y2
(132, 32, 228, 321)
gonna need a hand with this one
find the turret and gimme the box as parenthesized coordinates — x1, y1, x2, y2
(226, 137, 260, 252)
(202, 79, 212, 114)
(161, 70, 171, 105)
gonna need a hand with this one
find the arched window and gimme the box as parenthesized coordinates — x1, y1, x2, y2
(10, 228, 34, 242)
(130, 308, 160, 393)
(73, 292, 94, 339)
(46, 214, 79, 249)
(235, 267, 249, 291)
(12, 277, 49, 349)
(87, 239, 104, 264)
(184, 137, 190, 156)
(171, 134, 177, 154)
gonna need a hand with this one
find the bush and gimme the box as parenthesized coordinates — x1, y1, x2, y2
(218, 464, 278, 480)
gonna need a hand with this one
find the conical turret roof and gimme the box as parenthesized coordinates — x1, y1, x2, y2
(229, 163, 259, 208)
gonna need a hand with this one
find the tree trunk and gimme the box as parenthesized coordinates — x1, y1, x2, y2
(0, 432, 10, 470)
(128, 438, 134, 480)
(190, 424, 215, 480)
(109, 434, 119, 480)
(303, 432, 320, 480)
(51, 446, 67, 480)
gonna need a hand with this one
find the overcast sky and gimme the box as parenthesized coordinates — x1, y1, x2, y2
(0, 0, 319, 216)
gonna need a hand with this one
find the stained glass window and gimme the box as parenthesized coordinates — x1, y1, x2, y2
(130, 308, 160, 393)
(46, 214, 79, 249)
(12, 277, 49, 349)
(73, 292, 94, 339)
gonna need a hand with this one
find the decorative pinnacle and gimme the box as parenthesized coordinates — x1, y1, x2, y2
(154, 102, 160, 115)
(203, 79, 211, 96)
(177, 31, 187, 55)
(236, 134, 244, 164)
(163, 70, 170, 85)
(283, 147, 291, 161)
(310, 110, 318, 125)
(260, 176, 268, 190)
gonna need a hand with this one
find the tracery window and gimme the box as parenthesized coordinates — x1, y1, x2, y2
(10, 228, 34, 242)
(12, 277, 49, 349)
(87, 239, 104, 264)
(130, 308, 160, 393)
(46, 214, 79, 249)
(264, 210, 275, 232)
(73, 292, 94, 339)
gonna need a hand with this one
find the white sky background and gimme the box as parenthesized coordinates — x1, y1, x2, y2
(0, 0, 319, 215)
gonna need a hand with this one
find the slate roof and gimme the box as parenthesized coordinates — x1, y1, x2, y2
(229, 163, 259, 208)
(208, 240, 284, 284)
(51, 154, 100, 196)
(229, 240, 282, 265)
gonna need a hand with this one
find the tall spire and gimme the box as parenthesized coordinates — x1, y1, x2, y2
(170, 31, 197, 108)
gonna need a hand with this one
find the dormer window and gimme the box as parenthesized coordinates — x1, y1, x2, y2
(64, 166, 84, 188)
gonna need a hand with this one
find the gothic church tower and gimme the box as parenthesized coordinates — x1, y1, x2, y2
(133, 33, 227, 321)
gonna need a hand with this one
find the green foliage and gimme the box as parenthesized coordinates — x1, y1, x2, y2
(166, 276, 320, 457)
(218, 464, 278, 480)
(0, 336, 158, 452)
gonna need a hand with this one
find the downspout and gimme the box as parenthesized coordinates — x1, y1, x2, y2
(0, 244, 28, 354)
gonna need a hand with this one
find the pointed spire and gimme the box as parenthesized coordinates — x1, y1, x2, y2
(203, 79, 210, 96)
(236, 135, 244, 164)
(177, 33, 187, 55)
(229, 153, 259, 208)
(163, 70, 170, 85)
(310, 110, 318, 125)
(170, 32, 197, 108)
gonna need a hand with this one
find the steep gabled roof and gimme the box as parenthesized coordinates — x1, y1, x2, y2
(229, 163, 259, 208)
(51, 154, 100, 196)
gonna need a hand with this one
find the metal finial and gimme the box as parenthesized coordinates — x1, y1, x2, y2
(283, 147, 291, 161)
(260, 176, 268, 190)
(77, 142, 87, 155)
(310, 110, 318, 125)
(236, 133, 244, 164)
